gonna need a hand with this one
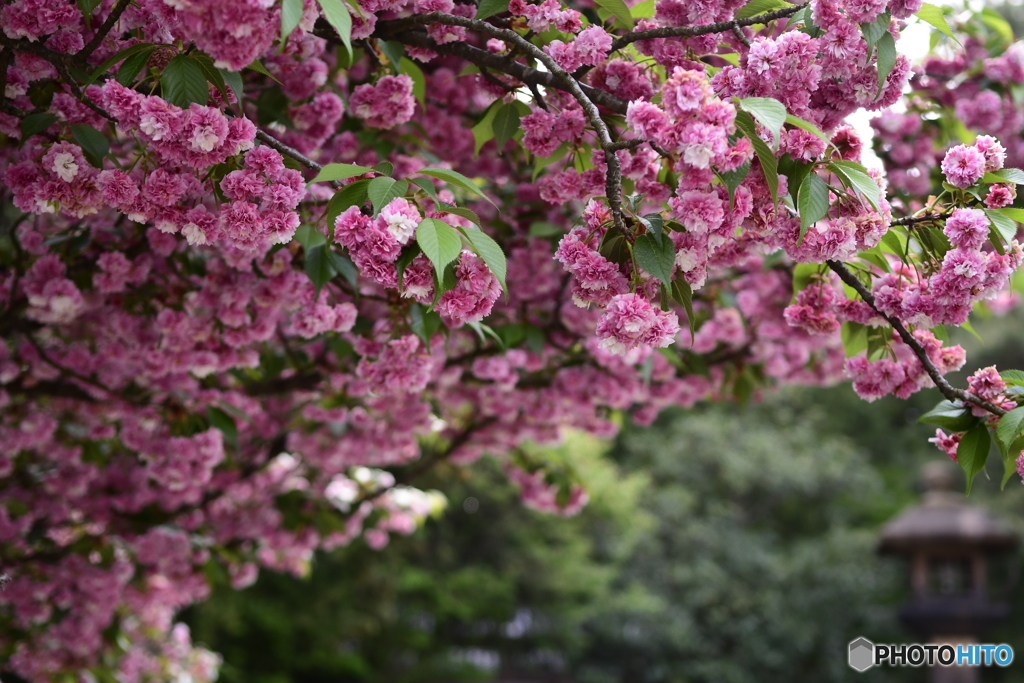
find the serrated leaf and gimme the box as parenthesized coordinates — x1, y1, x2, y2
(463, 227, 507, 292)
(717, 163, 750, 208)
(317, 0, 352, 55)
(735, 0, 791, 18)
(323, 179, 371, 242)
(396, 242, 422, 289)
(190, 52, 231, 104)
(986, 208, 1018, 246)
(206, 406, 238, 449)
(735, 110, 778, 204)
(116, 46, 155, 86)
(411, 176, 441, 205)
(475, 0, 510, 19)
(399, 57, 426, 107)
(367, 177, 409, 216)
(594, 0, 632, 29)
(784, 114, 832, 148)
(310, 163, 375, 184)
(281, 0, 304, 41)
(19, 112, 57, 140)
(915, 3, 959, 43)
(738, 97, 787, 149)
(416, 218, 463, 278)
(380, 41, 404, 69)
(84, 42, 156, 86)
(828, 161, 881, 211)
(860, 11, 890, 48)
(417, 167, 497, 208)
(220, 68, 244, 104)
(919, 400, 979, 432)
(70, 124, 109, 168)
(633, 233, 675, 286)
(958, 423, 991, 495)
(162, 55, 208, 107)
(372, 161, 394, 176)
(983, 167, 1024, 185)
(996, 405, 1024, 449)
(438, 203, 483, 228)
(980, 7, 1013, 44)
(880, 230, 905, 258)
(875, 31, 896, 96)
(1001, 369, 1024, 386)
(798, 172, 830, 233)
(492, 102, 521, 154)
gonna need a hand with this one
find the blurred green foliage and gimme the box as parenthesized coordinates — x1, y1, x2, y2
(185, 309, 1024, 683)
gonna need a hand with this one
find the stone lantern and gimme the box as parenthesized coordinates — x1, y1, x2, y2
(878, 462, 1019, 682)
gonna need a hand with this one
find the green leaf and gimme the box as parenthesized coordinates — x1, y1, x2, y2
(317, 0, 353, 55)
(305, 243, 335, 299)
(492, 102, 521, 154)
(860, 11, 890, 48)
(671, 274, 696, 342)
(631, 0, 655, 17)
(399, 57, 426, 107)
(20, 112, 57, 140)
(986, 208, 1017, 246)
(735, 110, 778, 204)
(798, 172, 830, 233)
(245, 59, 280, 83)
(880, 229, 905, 258)
(738, 97, 787, 148)
(983, 167, 1024, 185)
(919, 400, 980, 432)
(735, 0, 791, 19)
(323, 179, 371, 242)
(411, 176, 441, 204)
(996, 405, 1024, 450)
(594, 0, 633, 28)
(380, 41, 405, 69)
(438, 204, 483, 228)
(874, 31, 896, 96)
(162, 55, 209, 107)
(791, 262, 821, 295)
(957, 424, 991, 495)
(633, 233, 676, 287)
(784, 114, 832, 148)
(475, 0, 510, 19)
(416, 218, 464, 278)
(840, 321, 868, 357)
(828, 161, 881, 211)
(220, 69, 244, 104)
(395, 242, 422, 289)
(116, 46, 155, 86)
(281, 0, 305, 41)
(367, 177, 409, 216)
(1001, 369, 1024, 386)
(70, 124, 109, 168)
(472, 101, 499, 157)
(190, 52, 232, 104)
(915, 3, 958, 43)
(980, 7, 1013, 44)
(327, 250, 358, 288)
(409, 303, 443, 350)
(206, 406, 239, 449)
(310, 163, 375, 184)
(295, 223, 327, 250)
(462, 228, 507, 292)
(417, 167, 497, 208)
(717, 163, 750, 208)
(83, 42, 156, 86)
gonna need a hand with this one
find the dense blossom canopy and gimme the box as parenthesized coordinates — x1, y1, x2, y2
(3, 0, 1024, 678)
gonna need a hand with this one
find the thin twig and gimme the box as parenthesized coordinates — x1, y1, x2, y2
(81, 0, 133, 59)
(826, 260, 1007, 417)
(891, 212, 949, 227)
(611, 2, 808, 51)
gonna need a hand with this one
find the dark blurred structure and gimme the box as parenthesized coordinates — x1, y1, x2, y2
(879, 463, 1020, 682)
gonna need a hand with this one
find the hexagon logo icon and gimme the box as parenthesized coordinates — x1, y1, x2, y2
(849, 637, 875, 672)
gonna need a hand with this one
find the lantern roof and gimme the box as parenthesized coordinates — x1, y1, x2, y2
(878, 462, 1019, 555)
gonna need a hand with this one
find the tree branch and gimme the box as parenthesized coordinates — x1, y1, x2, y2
(610, 2, 809, 51)
(397, 12, 627, 230)
(826, 259, 1007, 417)
(81, 0, 133, 60)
